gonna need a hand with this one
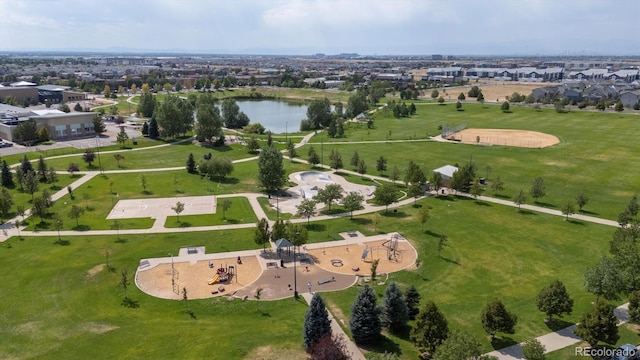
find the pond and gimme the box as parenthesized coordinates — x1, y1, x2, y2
(236, 100, 308, 134)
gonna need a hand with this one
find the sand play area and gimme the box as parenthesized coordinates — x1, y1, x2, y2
(136, 253, 262, 300)
(447, 128, 559, 148)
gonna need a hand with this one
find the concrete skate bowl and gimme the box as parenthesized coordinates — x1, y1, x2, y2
(296, 171, 336, 199)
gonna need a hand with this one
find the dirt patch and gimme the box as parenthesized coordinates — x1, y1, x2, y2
(326, 299, 348, 327)
(78, 322, 119, 334)
(87, 264, 106, 278)
(441, 82, 554, 103)
(243, 345, 307, 360)
(14, 321, 42, 333)
(448, 128, 559, 148)
(136, 255, 262, 300)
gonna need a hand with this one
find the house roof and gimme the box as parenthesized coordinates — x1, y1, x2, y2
(31, 109, 65, 116)
(433, 165, 458, 178)
(37, 84, 70, 92)
(10, 81, 37, 87)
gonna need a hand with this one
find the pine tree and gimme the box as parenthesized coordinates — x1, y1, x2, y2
(629, 290, 640, 323)
(380, 282, 409, 333)
(37, 155, 48, 183)
(410, 300, 449, 357)
(350, 151, 360, 169)
(575, 300, 619, 347)
(303, 293, 332, 351)
(350, 285, 381, 344)
(148, 117, 160, 139)
(21, 155, 33, 174)
(308, 146, 320, 166)
(186, 153, 196, 173)
(1, 160, 13, 187)
(405, 285, 421, 320)
(141, 121, 149, 136)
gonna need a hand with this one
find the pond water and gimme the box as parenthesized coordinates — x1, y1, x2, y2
(236, 100, 308, 134)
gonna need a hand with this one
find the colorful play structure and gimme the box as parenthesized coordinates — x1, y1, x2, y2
(360, 234, 403, 263)
(208, 264, 235, 285)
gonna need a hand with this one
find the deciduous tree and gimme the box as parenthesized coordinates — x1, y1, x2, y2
(83, 149, 96, 166)
(530, 177, 546, 203)
(432, 330, 484, 360)
(116, 126, 128, 148)
(296, 199, 317, 225)
(257, 145, 285, 192)
(343, 191, 364, 219)
(576, 193, 589, 212)
(481, 298, 518, 338)
(521, 339, 546, 360)
(316, 184, 344, 211)
(584, 256, 624, 301)
(410, 300, 448, 358)
(374, 183, 399, 213)
(68, 204, 85, 227)
(513, 188, 526, 211)
(536, 280, 574, 322)
(561, 200, 575, 220)
(575, 300, 619, 347)
(172, 201, 184, 223)
(254, 218, 270, 252)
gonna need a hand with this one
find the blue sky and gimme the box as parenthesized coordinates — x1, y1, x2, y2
(1, 0, 638, 55)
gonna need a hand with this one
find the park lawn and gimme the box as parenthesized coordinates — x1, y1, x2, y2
(0, 229, 311, 360)
(22, 161, 312, 231)
(165, 196, 258, 228)
(44, 142, 254, 171)
(256, 196, 293, 221)
(318, 196, 619, 356)
(300, 103, 640, 220)
(545, 322, 640, 359)
(2, 174, 77, 221)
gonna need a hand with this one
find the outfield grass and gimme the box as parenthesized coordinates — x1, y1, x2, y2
(302, 102, 640, 220)
(165, 196, 258, 227)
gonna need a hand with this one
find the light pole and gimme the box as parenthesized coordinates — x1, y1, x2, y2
(95, 136, 103, 174)
(293, 231, 300, 299)
(169, 253, 175, 287)
(276, 188, 279, 221)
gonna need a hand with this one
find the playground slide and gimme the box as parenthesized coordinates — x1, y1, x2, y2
(208, 273, 219, 285)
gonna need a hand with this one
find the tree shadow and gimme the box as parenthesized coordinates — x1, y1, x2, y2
(115, 238, 128, 244)
(350, 218, 372, 225)
(517, 209, 537, 216)
(218, 177, 239, 185)
(412, 203, 423, 208)
(186, 310, 197, 319)
(474, 200, 492, 207)
(72, 225, 91, 231)
(495, 193, 510, 200)
(382, 211, 408, 218)
(54, 239, 70, 246)
(579, 209, 598, 216)
(388, 325, 412, 341)
(306, 223, 326, 232)
(534, 201, 556, 209)
(435, 195, 455, 202)
(121, 297, 139, 308)
(179, 222, 192, 228)
(490, 335, 518, 349)
(567, 219, 585, 226)
(141, 190, 154, 195)
(357, 335, 402, 356)
(223, 219, 239, 224)
(440, 256, 460, 265)
(425, 230, 440, 238)
(544, 318, 574, 332)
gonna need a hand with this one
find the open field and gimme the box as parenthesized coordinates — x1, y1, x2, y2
(305, 102, 640, 220)
(440, 82, 556, 103)
(447, 128, 559, 148)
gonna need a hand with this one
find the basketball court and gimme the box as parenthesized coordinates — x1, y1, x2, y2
(107, 196, 217, 220)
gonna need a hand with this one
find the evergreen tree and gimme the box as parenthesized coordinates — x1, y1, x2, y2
(376, 156, 387, 175)
(530, 177, 546, 203)
(328, 149, 343, 170)
(21, 155, 33, 174)
(575, 300, 619, 347)
(536, 280, 574, 321)
(410, 300, 449, 357)
(254, 218, 270, 252)
(350, 151, 360, 170)
(36, 155, 47, 183)
(303, 293, 332, 351)
(186, 153, 196, 173)
(349, 285, 381, 344)
(481, 298, 518, 338)
(380, 282, 409, 333)
(47, 166, 58, 185)
(0, 187, 15, 220)
(1, 160, 13, 187)
(141, 121, 149, 136)
(432, 330, 484, 360)
(148, 117, 160, 139)
(521, 339, 546, 360)
(405, 285, 421, 320)
(308, 146, 320, 166)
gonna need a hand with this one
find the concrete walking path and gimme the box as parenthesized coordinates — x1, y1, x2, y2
(301, 292, 366, 360)
(485, 303, 630, 359)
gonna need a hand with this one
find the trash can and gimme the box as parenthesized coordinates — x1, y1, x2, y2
(479, 177, 486, 185)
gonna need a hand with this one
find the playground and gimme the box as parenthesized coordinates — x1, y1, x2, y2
(305, 232, 418, 276)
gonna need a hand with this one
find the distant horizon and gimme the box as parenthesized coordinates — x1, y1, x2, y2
(1, 0, 638, 58)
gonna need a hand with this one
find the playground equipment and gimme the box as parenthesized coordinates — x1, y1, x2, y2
(361, 234, 404, 263)
(207, 264, 235, 285)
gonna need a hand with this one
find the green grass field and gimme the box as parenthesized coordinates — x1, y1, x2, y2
(164, 196, 258, 227)
(3, 95, 640, 359)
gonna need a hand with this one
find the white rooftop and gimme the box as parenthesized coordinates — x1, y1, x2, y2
(433, 165, 459, 178)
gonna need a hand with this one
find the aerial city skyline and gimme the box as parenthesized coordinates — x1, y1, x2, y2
(1, 0, 638, 55)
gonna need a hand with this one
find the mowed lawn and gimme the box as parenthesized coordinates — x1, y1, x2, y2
(304, 102, 640, 220)
(1, 195, 622, 359)
(0, 230, 311, 360)
(319, 196, 620, 356)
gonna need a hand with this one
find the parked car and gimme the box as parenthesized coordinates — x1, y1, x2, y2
(611, 344, 640, 360)
(0, 141, 13, 148)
